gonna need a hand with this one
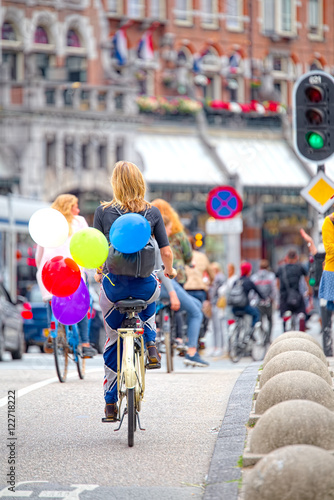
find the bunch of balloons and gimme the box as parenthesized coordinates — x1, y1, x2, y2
(28, 208, 109, 325)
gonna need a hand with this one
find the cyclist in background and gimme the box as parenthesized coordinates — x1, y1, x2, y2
(35, 194, 97, 358)
(231, 261, 265, 335)
(251, 259, 277, 345)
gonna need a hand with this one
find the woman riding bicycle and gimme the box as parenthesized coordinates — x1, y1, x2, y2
(93, 161, 176, 422)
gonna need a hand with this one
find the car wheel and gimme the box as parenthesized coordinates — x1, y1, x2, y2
(11, 332, 24, 360)
(0, 329, 5, 361)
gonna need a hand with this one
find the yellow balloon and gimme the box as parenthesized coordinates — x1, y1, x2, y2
(70, 228, 109, 269)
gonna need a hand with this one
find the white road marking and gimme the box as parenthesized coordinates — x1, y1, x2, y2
(0, 369, 102, 408)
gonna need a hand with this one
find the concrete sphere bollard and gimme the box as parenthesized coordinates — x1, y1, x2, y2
(263, 338, 327, 368)
(250, 400, 334, 454)
(259, 350, 332, 388)
(244, 445, 334, 500)
(271, 331, 321, 348)
(255, 370, 334, 414)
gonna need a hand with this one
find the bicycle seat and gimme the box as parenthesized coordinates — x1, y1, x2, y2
(114, 299, 147, 314)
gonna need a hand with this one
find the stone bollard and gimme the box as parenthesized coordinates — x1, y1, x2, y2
(259, 350, 332, 388)
(271, 330, 321, 348)
(255, 370, 334, 414)
(244, 444, 334, 500)
(250, 399, 334, 454)
(262, 338, 327, 368)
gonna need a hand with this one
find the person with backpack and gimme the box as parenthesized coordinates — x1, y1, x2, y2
(93, 161, 176, 422)
(228, 261, 265, 333)
(251, 259, 277, 345)
(276, 249, 307, 331)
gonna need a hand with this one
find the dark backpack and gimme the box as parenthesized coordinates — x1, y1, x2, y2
(227, 279, 248, 308)
(106, 208, 157, 278)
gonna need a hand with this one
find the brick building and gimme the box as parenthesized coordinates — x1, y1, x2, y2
(0, 0, 332, 272)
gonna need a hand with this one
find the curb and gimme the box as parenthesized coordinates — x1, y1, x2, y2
(204, 362, 261, 500)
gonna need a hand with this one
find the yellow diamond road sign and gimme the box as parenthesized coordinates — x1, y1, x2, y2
(301, 171, 334, 213)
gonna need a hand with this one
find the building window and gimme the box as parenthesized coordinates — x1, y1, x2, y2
(262, 0, 296, 37)
(34, 26, 49, 44)
(128, 0, 144, 18)
(174, 0, 193, 25)
(2, 22, 16, 41)
(150, 0, 165, 18)
(107, 0, 123, 14)
(46, 139, 56, 167)
(67, 29, 81, 48)
(273, 57, 282, 71)
(226, 0, 244, 31)
(115, 93, 124, 110)
(98, 144, 107, 169)
(2, 52, 17, 80)
(81, 143, 89, 169)
(65, 141, 74, 168)
(36, 53, 50, 79)
(66, 56, 87, 82)
(116, 139, 124, 161)
(201, 0, 218, 28)
(308, 0, 323, 37)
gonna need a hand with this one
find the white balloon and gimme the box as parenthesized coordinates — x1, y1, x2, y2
(29, 208, 69, 248)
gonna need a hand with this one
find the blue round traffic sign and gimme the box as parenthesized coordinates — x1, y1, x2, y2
(206, 186, 243, 219)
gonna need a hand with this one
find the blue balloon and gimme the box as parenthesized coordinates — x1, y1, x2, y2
(109, 213, 151, 253)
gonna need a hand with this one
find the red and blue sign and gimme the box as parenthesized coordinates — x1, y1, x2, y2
(206, 186, 243, 220)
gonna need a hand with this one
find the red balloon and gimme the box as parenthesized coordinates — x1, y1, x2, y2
(42, 256, 81, 297)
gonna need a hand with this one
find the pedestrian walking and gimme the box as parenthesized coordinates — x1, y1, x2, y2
(251, 259, 277, 344)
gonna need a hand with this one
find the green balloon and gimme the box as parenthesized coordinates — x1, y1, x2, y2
(70, 228, 109, 269)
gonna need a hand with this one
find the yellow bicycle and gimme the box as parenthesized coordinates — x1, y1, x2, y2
(113, 298, 147, 447)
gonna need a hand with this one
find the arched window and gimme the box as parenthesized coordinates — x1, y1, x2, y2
(67, 29, 81, 48)
(2, 22, 16, 41)
(34, 26, 49, 44)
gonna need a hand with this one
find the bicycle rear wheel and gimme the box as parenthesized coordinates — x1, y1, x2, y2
(228, 323, 243, 363)
(53, 326, 69, 383)
(127, 388, 135, 447)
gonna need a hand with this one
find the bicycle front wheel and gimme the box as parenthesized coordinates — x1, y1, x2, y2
(228, 323, 243, 363)
(127, 388, 135, 447)
(54, 326, 69, 383)
(164, 331, 173, 373)
(76, 353, 86, 379)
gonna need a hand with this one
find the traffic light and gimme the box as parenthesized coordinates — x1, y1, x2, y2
(194, 233, 204, 248)
(293, 70, 334, 162)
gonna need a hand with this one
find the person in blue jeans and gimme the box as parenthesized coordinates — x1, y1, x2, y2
(232, 261, 264, 332)
(93, 161, 176, 422)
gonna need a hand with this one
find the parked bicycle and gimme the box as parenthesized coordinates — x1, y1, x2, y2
(107, 298, 147, 448)
(228, 312, 266, 363)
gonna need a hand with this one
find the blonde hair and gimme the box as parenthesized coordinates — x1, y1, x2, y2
(102, 161, 150, 213)
(51, 194, 78, 234)
(151, 199, 183, 235)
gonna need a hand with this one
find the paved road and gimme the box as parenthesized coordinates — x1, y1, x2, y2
(0, 312, 323, 500)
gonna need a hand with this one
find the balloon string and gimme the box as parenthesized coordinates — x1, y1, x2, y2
(103, 273, 115, 286)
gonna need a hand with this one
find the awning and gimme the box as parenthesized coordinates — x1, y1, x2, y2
(210, 136, 311, 188)
(135, 133, 226, 186)
(0, 195, 49, 232)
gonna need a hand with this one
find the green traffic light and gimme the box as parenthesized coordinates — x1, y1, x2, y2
(306, 132, 324, 149)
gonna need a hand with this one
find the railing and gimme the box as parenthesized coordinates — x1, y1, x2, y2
(0, 79, 137, 116)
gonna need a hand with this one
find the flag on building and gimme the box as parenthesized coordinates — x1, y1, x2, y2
(137, 31, 154, 60)
(193, 53, 202, 73)
(112, 29, 128, 66)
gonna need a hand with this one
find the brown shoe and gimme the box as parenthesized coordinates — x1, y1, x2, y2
(146, 342, 161, 369)
(102, 403, 118, 422)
